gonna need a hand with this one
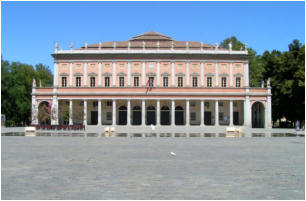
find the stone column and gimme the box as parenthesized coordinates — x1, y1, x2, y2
(113, 62, 116, 86)
(112, 100, 116, 126)
(83, 100, 87, 126)
(69, 63, 73, 87)
(171, 100, 175, 125)
(186, 100, 190, 126)
(244, 96, 251, 127)
(186, 62, 190, 87)
(84, 63, 87, 86)
(200, 62, 204, 87)
(215, 100, 219, 126)
(200, 100, 204, 126)
(215, 62, 219, 87)
(127, 99, 131, 126)
(51, 96, 58, 125)
(53, 63, 58, 87)
(69, 100, 73, 125)
(98, 100, 102, 125)
(142, 100, 145, 126)
(127, 62, 131, 86)
(230, 100, 233, 126)
(98, 62, 102, 86)
(244, 62, 249, 87)
(229, 63, 233, 87)
(156, 99, 160, 126)
(157, 61, 160, 87)
(31, 96, 38, 125)
(142, 62, 145, 86)
(171, 62, 175, 87)
(266, 95, 272, 128)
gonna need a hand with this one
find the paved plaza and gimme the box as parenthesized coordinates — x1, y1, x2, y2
(1, 136, 305, 199)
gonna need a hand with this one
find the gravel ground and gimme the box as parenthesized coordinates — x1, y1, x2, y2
(1, 136, 305, 200)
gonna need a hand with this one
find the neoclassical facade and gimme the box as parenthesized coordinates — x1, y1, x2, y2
(31, 31, 272, 129)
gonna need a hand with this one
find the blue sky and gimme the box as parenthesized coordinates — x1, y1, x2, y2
(1, 1, 305, 73)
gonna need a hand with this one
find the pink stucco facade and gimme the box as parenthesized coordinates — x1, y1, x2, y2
(32, 31, 272, 128)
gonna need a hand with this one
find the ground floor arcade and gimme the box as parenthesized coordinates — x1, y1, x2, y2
(33, 98, 271, 128)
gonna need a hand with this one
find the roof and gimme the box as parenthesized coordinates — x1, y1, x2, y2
(79, 31, 222, 50)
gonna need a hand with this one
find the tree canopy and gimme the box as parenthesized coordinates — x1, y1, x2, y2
(1, 59, 53, 126)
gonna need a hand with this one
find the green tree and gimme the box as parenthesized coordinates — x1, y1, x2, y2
(1, 59, 53, 126)
(262, 40, 305, 126)
(35, 64, 53, 87)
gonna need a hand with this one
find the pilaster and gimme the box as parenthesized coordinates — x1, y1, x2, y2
(215, 62, 219, 87)
(171, 62, 175, 87)
(200, 62, 204, 87)
(127, 62, 131, 86)
(157, 61, 160, 87)
(113, 62, 116, 86)
(84, 62, 87, 86)
(69, 63, 73, 87)
(53, 63, 58, 87)
(98, 62, 102, 86)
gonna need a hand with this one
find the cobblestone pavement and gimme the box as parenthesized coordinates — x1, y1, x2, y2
(1, 136, 305, 200)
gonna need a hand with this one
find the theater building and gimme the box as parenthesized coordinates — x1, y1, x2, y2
(31, 31, 272, 129)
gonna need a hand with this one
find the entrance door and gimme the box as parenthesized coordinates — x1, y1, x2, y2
(161, 106, 170, 125)
(133, 106, 141, 125)
(91, 111, 98, 125)
(146, 106, 156, 125)
(204, 112, 211, 125)
(119, 106, 127, 125)
(175, 106, 184, 125)
(233, 112, 239, 125)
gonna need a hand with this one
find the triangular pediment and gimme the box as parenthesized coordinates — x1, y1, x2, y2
(129, 31, 173, 41)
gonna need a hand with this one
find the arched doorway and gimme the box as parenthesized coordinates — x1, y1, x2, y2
(146, 106, 156, 125)
(132, 106, 141, 125)
(38, 101, 51, 125)
(252, 102, 265, 128)
(160, 106, 170, 125)
(175, 106, 184, 125)
(118, 106, 127, 125)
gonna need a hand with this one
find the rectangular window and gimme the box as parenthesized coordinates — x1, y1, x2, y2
(90, 77, 95, 87)
(221, 77, 227, 88)
(190, 112, 196, 121)
(207, 77, 212, 87)
(106, 101, 112, 107)
(178, 77, 183, 87)
(134, 77, 139, 87)
(76, 77, 81, 87)
(105, 77, 110, 87)
(61, 77, 67, 87)
(163, 77, 168, 87)
(106, 112, 112, 120)
(93, 101, 98, 107)
(192, 77, 198, 87)
(149, 77, 154, 87)
(119, 77, 124, 87)
(236, 77, 241, 88)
